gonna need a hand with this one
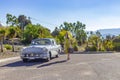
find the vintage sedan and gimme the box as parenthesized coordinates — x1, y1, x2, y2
(20, 38, 61, 62)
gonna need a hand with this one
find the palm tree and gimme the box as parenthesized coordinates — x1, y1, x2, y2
(7, 26, 17, 52)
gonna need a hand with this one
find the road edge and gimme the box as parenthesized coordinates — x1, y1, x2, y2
(0, 57, 20, 63)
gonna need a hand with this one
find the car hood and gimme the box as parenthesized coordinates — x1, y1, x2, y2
(22, 45, 51, 54)
(28, 45, 51, 49)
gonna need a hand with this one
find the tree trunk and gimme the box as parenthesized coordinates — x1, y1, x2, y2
(0, 41, 3, 52)
(12, 39, 14, 52)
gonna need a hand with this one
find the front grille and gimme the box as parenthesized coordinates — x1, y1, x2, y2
(24, 53, 41, 57)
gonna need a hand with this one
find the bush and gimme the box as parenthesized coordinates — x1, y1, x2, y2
(99, 46, 106, 51)
(4, 44, 12, 50)
(74, 45, 79, 51)
(86, 46, 97, 51)
(113, 42, 120, 51)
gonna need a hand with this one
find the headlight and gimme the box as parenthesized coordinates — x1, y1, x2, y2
(21, 47, 27, 52)
(36, 54, 39, 57)
(42, 47, 48, 52)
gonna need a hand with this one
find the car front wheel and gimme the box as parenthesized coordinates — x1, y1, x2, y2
(56, 54, 59, 58)
(46, 53, 51, 62)
(22, 59, 28, 62)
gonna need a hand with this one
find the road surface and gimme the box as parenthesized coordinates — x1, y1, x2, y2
(1, 53, 120, 80)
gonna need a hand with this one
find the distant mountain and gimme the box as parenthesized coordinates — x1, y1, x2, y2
(98, 28, 120, 37)
(0, 23, 2, 27)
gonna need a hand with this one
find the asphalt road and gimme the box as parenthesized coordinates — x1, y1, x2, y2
(1, 53, 120, 80)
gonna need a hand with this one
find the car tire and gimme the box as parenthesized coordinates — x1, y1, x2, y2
(46, 53, 51, 62)
(56, 54, 59, 58)
(22, 59, 28, 62)
(58, 49, 61, 54)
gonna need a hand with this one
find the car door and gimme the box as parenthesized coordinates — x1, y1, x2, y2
(51, 40, 58, 57)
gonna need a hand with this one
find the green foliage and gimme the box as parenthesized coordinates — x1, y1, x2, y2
(73, 21, 87, 45)
(54, 37, 60, 44)
(57, 30, 67, 44)
(88, 34, 101, 51)
(23, 24, 40, 43)
(23, 24, 52, 44)
(7, 26, 17, 38)
(57, 30, 74, 53)
(4, 44, 12, 50)
(0, 27, 6, 52)
(87, 32, 114, 52)
(113, 36, 120, 42)
(7, 26, 22, 52)
(103, 40, 113, 51)
(99, 46, 106, 51)
(0, 27, 6, 35)
(87, 31, 110, 51)
(113, 36, 120, 51)
(60, 21, 87, 45)
(73, 45, 79, 51)
(52, 27, 59, 37)
(113, 42, 120, 51)
(6, 13, 18, 26)
(18, 15, 31, 30)
(86, 46, 97, 51)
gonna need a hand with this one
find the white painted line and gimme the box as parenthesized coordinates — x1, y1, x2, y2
(0, 57, 19, 63)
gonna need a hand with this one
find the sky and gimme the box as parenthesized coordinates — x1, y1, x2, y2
(0, 0, 120, 31)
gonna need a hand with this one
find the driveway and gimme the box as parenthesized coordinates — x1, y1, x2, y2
(0, 53, 120, 80)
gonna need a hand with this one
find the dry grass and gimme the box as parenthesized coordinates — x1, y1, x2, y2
(0, 51, 20, 59)
(0, 45, 24, 59)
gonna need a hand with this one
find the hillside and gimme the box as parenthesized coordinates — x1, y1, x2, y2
(98, 28, 120, 37)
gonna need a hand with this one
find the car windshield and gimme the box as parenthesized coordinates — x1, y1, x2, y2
(31, 39, 51, 45)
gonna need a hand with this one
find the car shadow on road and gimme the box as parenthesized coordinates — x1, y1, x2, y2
(0, 60, 46, 67)
(37, 59, 67, 68)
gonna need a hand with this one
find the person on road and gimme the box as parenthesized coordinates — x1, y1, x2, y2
(64, 32, 70, 60)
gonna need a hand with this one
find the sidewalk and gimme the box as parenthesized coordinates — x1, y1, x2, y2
(0, 57, 19, 63)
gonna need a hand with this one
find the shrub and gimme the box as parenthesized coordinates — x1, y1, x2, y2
(113, 42, 120, 51)
(86, 46, 97, 51)
(100, 46, 106, 51)
(4, 44, 12, 50)
(74, 45, 79, 51)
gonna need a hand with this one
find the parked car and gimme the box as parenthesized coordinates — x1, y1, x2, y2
(20, 38, 61, 62)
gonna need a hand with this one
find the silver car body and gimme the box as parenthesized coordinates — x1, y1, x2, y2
(21, 38, 61, 61)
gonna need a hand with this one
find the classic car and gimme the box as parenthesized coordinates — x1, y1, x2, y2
(20, 38, 61, 62)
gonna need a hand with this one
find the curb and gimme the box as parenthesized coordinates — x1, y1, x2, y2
(0, 57, 20, 63)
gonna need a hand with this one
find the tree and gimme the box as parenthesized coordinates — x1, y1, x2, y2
(73, 21, 86, 45)
(96, 31, 101, 37)
(87, 31, 103, 51)
(7, 26, 18, 52)
(103, 39, 113, 51)
(23, 24, 52, 44)
(18, 15, 31, 30)
(0, 27, 6, 52)
(88, 34, 101, 51)
(23, 24, 40, 43)
(6, 13, 18, 26)
(52, 27, 60, 37)
(59, 21, 87, 45)
(58, 30, 73, 60)
(36, 24, 52, 38)
(103, 35, 114, 51)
